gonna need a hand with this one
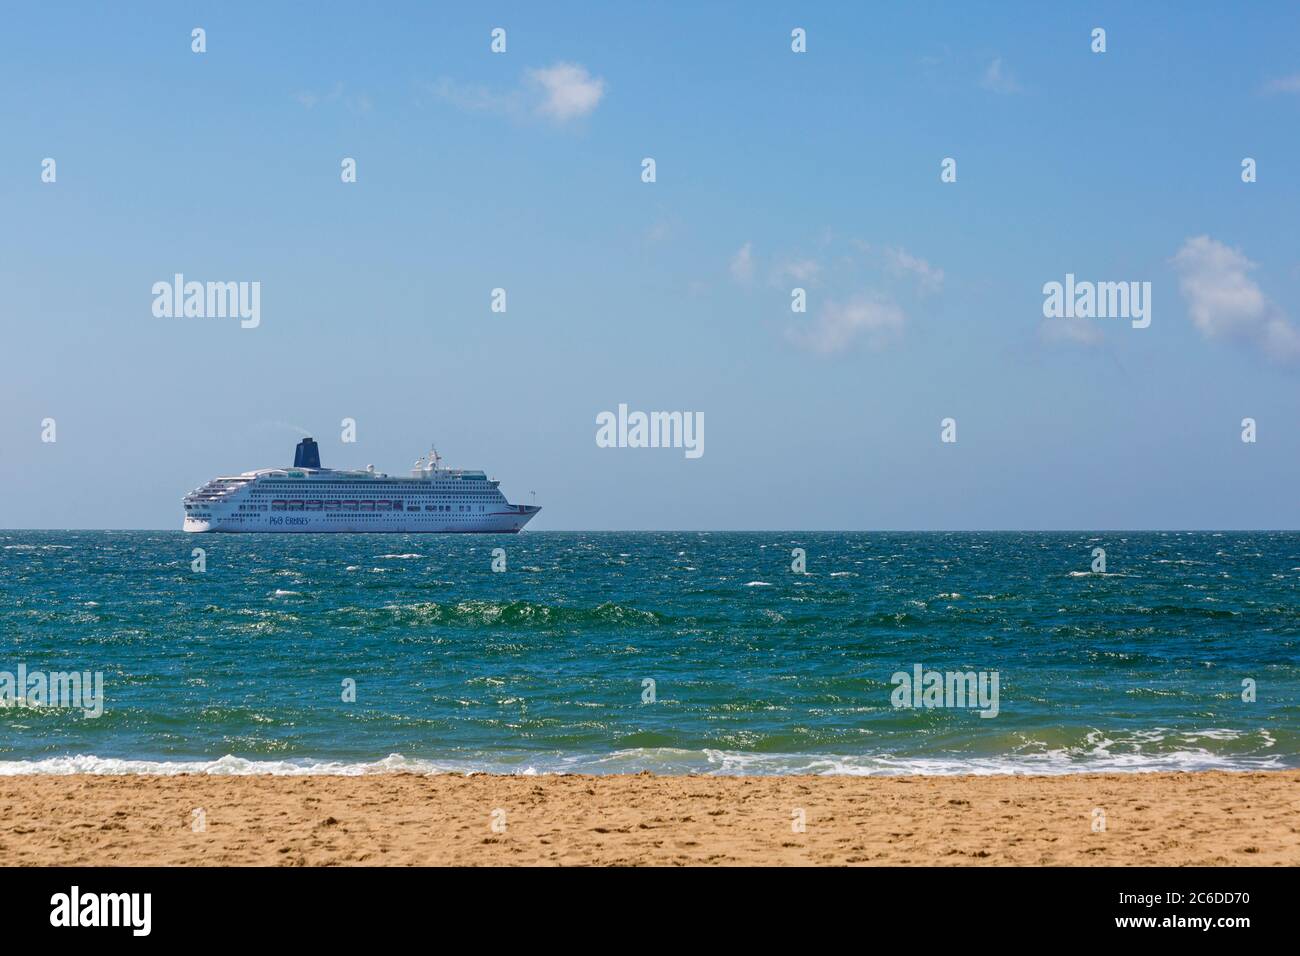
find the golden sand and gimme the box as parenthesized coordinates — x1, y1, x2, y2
(2, 770, 1296, 866)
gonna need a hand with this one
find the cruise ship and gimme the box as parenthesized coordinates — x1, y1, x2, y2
(183, 438, 541, 533)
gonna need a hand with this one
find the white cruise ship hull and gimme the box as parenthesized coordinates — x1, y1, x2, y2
(183, 510, 538, 534)
(182, 438, 541, 534)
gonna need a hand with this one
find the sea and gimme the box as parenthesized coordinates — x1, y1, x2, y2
(1, 531, 1296, 776)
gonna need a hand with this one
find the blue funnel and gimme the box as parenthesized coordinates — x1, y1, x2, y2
(294, 438, 321, 469)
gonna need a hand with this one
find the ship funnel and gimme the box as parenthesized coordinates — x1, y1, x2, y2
(294, 437, 321, 469)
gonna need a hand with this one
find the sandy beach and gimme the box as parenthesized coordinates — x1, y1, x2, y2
(2, 770, 1296, 866)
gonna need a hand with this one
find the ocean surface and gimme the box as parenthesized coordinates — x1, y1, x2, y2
(1, 531, 1296, 775)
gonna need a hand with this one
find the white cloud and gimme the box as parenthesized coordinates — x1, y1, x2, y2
(1171, 235, 1300, 365)
(788, 297, 906, 354)
(772, 257, 822, 284)
(429, 62, 604, 123)
(527, 62, 605, 121)
(981, 57, 1021, 94)
(760, 238, 941, 353)
(883, 247, 944, 293)
(1039, 316, 1104, 348)
(730, 242, 755, 282)
(644, 221, 672, 244)
(293, 82, 372, 114)
(1263, 73, 1300, 94)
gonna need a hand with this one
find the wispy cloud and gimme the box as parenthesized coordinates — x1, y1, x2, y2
(427, 77, 518, 115)
(768, 238, 944, 354)
(730, 242, 755, 282)
(1172, 235, 1300, 366)
(644, 220, 672, 244)
(772, 257, 822, 285)
(1262, 73, 1300, 94)
(429, 62, 605, 123)
(981, 57, 1021, 94)
(293, 82, 372, 114)
(883, 247, 944, 293)
(788, 297, 906, 355)
(1039, 315, 1104, 349)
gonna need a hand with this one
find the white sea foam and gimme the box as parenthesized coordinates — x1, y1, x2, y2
(0, 747, 1285, 777)
(0, 753, 461, 777)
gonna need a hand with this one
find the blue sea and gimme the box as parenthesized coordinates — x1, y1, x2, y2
(1, 531, 1296, 775)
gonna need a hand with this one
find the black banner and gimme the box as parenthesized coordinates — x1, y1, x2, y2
(1, 865, 1279, 940)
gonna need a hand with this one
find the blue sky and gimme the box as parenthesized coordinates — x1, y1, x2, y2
(2, 2, 1299, 530)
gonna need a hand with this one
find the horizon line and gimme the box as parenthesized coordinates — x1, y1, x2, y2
(4, 528, 1300, 535)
